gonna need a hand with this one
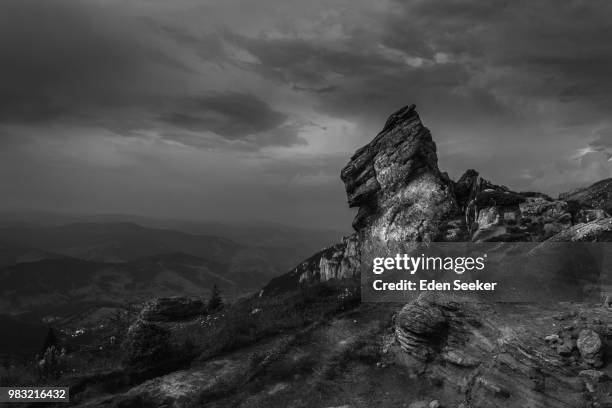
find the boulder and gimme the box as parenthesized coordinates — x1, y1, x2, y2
(395, 298, 448, 361)
(576, 329, 603, 367)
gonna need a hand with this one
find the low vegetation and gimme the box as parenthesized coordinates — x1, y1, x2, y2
(1, 278, 361, 406)
(175, 279, 361, 361)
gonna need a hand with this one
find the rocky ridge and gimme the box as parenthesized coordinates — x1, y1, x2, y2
(265, 105, 612, 291)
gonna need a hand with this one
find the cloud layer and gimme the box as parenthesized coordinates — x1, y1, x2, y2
(2, 0, 612, 228)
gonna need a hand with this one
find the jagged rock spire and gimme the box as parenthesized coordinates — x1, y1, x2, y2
(340, 104, 456, 242)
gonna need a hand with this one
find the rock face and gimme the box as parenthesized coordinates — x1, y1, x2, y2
(291, 234, 361, 284)
(262, 234, 361, 293)
(340, 104, 457, 242)
(454, 169, 575, 242)
(390, 299, 612, 408)
(313, 234, 360, 282)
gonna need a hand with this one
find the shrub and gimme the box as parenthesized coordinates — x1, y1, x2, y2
(175, 279, 361, 362)
(122, 320, 171, 366)
(37, 346, 67, 380)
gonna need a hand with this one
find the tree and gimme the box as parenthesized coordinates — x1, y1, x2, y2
(208, 284, 223, 312)
(1, 353, 10, 369)
(40, 328, 59, 354)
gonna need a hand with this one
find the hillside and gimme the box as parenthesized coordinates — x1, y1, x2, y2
(0, 222, 240, 263)
(0, 252, 274, 316)
(0, 215, 346, 271)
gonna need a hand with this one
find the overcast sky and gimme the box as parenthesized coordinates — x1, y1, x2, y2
(2, 0, 612, 229)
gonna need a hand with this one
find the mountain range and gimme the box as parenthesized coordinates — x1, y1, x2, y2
(0, 220, 344, 321)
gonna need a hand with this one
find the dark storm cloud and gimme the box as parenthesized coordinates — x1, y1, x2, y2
(142, 19, 227, 63)
(222, 30, 506, 127)
(3, 0, 612, 140)
(225, 33, 394, 84)
(160, 93, 305, 147)
(215, 0, 612, 131)
(0, 0, 303, 150)
(391, 0, 612, 107)
(3, 0, 612, 227)
(0, 0, 162, 124)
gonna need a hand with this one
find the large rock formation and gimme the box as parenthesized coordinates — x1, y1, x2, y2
(264, 105, 612, 294)
(340, 104, 457, 242)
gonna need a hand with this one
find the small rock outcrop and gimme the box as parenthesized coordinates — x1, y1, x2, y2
(577, 329, 603, 367)
(312, 234, 360, 282)
(548, 217, 612, 242)
(123, 319, 172, 365)
(262, 234, 361, 293)
(122, 297, 203, 367)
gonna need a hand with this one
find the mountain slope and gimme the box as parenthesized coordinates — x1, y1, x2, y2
(0, 221, 341, 290)
(0, 252, 271, 315)
(0, 222, 240, 263)
(0, 241, 62, 268)
(0, 214, 346, 271)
